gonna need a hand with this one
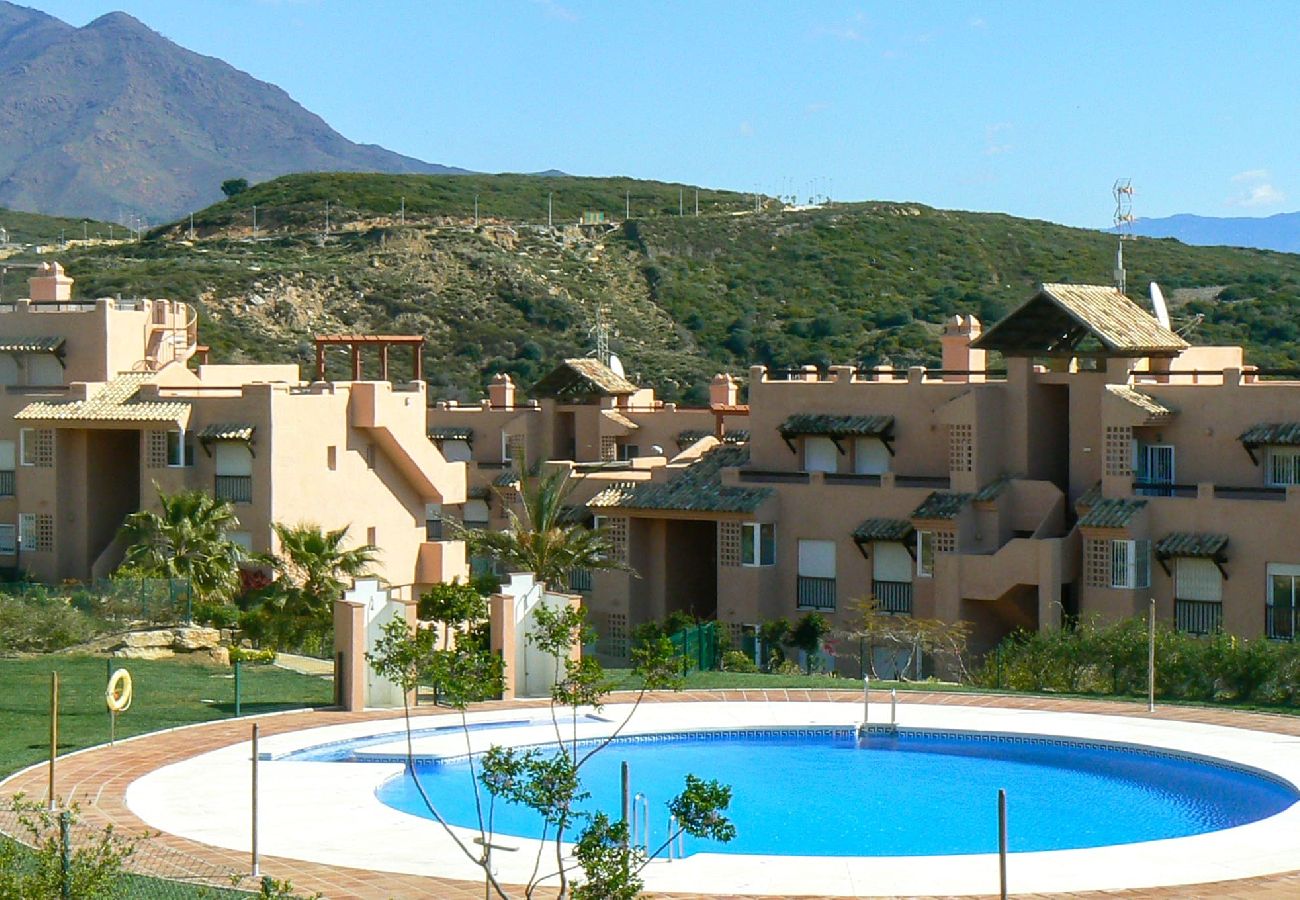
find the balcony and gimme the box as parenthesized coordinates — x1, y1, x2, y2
(894, 475, 950, 489)
(824, 473, 883, 486)
(0, 470, 13, 497)
(739, 469, 810, 484)
(796, 575, 836, 610)
(872, 580, 913, 615)
(214, 475, 252, 504)
(425, 517, 444, 541)
(1175, 599, 1222, 635)
(567, 568, 593, 593)
(1267, 605, 1295, 641)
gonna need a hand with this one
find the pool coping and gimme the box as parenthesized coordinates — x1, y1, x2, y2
(5, 690, 1300, 899)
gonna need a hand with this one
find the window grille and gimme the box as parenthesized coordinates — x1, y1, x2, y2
(1085, 538, 1110, 587)
(147, 431, 170, 469)
(1104, 426, 1133, 477)
(605, 516, 628, 563)
(948, 424, 974, 473)
(718, 521, 742, 567)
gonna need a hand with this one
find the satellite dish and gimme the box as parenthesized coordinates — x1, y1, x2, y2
(1149, 282, 1172, 330)
(608, 353, 626, 377)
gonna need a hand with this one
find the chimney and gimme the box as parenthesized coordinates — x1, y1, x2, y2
(488, 373, 515, 409)
(941, 315, 985, 382)
(29, 262, 73, 302)
(709, 373, 738, 406)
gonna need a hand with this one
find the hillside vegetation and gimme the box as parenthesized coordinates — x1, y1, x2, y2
(0, 206, 114, 246)
(4, 173, 1300, 403)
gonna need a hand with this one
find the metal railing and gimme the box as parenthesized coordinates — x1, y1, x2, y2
(894, 475, 951, 489)
(214, 474, 252, 504)
(1266, 605, 1296, 641)
(1175, 599, 1223, 635)
(425, 518, 444, 541)
(0, 469, 13, 497)
(1132, 480, 1196, 498)
(872, 580, 913, 615)
(567, 567, 593, 592)
(797, 575, 836, 610)
(824, 472, 883, 486)
(738, 469, 811, 484)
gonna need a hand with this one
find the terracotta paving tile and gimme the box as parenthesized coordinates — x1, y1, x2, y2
(3, 691, 1300, 898)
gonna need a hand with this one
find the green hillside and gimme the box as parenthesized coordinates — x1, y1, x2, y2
(4, 174, 1299, 403)
(0, 205, 115, 245)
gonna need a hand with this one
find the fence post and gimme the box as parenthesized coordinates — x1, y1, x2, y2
(48, 670, 58, 811)
(1147, 598, 1156, 713)
(235, 659, 242, 717)
(998, 789, 1008, 900)
(59, 809, 71, 900)
(251, 723, 260, 877)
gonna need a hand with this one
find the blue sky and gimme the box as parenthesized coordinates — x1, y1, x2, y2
(32, 0, 1300, 227)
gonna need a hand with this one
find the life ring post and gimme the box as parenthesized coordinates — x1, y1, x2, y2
(105, 668, 133, 746)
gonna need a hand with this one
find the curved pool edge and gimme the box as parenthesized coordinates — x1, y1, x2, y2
(118, 699, 1300, 897)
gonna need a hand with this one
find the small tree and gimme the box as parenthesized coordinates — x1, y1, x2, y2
(786, 611, 831, 674)
(117, 486, 244, 604)
(0, 795, 138, 899)
(220, 178, 249, 198)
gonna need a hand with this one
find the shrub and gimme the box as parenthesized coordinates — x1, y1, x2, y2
(228, 646, 276, 665)
(720, 650, 757, 673)
(0, 593, 105, 653)
(192, 601, 240, 629)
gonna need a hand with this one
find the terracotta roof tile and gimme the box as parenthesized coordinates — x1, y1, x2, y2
(1078, 497, 1147, 529)
(15, 372, 189, 423)
(1240, 422, 1300, 448)
(530, 358, 638, 398)
(853, 518, 915, 543)
(779, 413, 894, 439)
(912, 491, 972, 521)
(588, 445, 771, 513)
(1154, 532, 1228, 560)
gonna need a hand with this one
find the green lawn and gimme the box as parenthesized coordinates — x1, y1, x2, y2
(0, 655, 333, 779)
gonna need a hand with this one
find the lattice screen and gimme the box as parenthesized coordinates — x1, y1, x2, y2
(606, 611, 629, 658)
(599, 435, 617, 461)
(19, 513, 54, 552)
(26, 429, 55, 468)
(606, 516, 629, 563)
(1104, 426, 1133, 477)
(718, 521, 742, 567)
(507, 434, 527, 464)
(948, 424, 974, 473)
(934, 530, 957, 554)
(1084, 538, 1110, 587)
(146, 431, 169, 469)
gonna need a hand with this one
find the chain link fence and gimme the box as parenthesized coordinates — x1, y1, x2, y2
(0, 577, 195, 625)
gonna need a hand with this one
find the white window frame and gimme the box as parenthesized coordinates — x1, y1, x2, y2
(0, 524, 14, 555)
(19, 428, 36, 467)
(1268, 563, 1300, 640)
(1110, 539, 1151, 589)
(916, 530, 935, 578)
(1266, 447, 1300, 487)
(166, 430, 194, 468)
(741, 522, 775, 567)
(17, 512, 36, 550)
(802, 436, 839, 474)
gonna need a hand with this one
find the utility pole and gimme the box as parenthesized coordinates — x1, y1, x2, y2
(252, 205, 258, 240)
(474, 194, 479, 226)
(548, 192, 553, 228)
(625, 191, 630, 220)
(400, 196, 405, 225)
(679, 189, 684, 216)
(694, 189, 699, 217)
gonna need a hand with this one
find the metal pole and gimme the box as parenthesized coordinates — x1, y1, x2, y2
(1147, 597, 1156, 713)
(890, 688, 897, 725)
(59, 809, 71, 900)
(998, 789, 1008, 900)
(862, 674, 869, 726)
(48, 670, 58, 810)
(235, 659, 242, 717)
(251, 723, 260, 877)
(620, 761, 630, 835)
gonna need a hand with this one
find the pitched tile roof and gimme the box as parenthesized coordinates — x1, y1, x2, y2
(911, 491, 972, 521)
(600, 409, 639, 432)
(466, 485, 492, 500)
(530, 358, 638, 399)
(778, 414, 894, 438)
(1075, 481, 1103, 512)
(677, 428, 748, 448)
(853, 518, 916, 543)
(1077, 497, 1147, 529)
(1154, 532, 1228, 560)
(587, 444, 772, 514)
(15, 372, 189, 423)
(492, 469, 521, 487)
(0, 336, 65, 353)
(428, 425, 475, 441)
(973, 283, 1188, 357)
(1239, 422, 1300, 448)
(196, 423, 255, 442)
(1106, 385, 1177, 424)
(972, 474, 1015, 503)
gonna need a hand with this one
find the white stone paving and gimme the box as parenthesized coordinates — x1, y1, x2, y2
(125, 701, 1300, 897)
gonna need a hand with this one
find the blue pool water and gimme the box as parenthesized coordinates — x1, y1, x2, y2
(372, 729, 1298, 857)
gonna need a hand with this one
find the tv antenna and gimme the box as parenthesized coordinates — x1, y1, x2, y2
(1113, 179, 1134, 294)
(588, 304, 616, 367)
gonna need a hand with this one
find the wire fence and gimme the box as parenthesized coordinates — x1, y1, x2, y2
(0, 577, 194, 625)
(0, 800, 265, 898)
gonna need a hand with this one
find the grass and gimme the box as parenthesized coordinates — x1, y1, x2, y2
(0, 654, 333, 779)
(602, 667, 969, 692)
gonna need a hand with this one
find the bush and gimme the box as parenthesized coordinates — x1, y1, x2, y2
(229, 646, 276, 664)
(0, 593, 105, 653)
(720, 650, 757, 673)
(192, 601, 240, 629)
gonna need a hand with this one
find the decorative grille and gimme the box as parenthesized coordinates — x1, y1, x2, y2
(18, 512, 53, 552)
(606, 612, 629, 658)
(606, 516, 628, 563)
(24, 429, 55, 468)
(146, 431, 169, 469)
(599, 435, 617, 461)
(1085, 538, 1110, 587)
(1104, 426, 1133, 477)
(948, 424, 974, 473)
(718, 521, 742, 567)
(934, 530, 957, 554)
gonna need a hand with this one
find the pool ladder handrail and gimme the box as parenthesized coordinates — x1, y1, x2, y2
(630, 792, 649, 852)
(666, 814, 685, 861)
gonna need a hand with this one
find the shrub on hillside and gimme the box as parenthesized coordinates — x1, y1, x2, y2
(0, 592, 105, 653)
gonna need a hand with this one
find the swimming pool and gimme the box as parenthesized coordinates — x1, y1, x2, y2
(375, 727, 1298, 856)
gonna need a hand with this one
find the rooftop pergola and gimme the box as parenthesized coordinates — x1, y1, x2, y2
(314, 334, 424, 382)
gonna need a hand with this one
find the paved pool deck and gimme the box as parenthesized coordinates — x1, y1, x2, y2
(5, 690, 1300, 899)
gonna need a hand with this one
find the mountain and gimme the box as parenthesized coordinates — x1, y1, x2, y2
(1128, 212, 1300, 254)
(6, 173, 1300, 403)
(0, 2, 467, 223)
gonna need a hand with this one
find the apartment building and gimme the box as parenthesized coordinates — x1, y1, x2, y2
(1, 262, 466, 599)
(575, 284, 1300, 668)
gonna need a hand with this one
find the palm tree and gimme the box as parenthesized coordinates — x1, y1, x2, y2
(245, 522, 377, 651)
(467, 465, 627, 589)
(118, 487, 244, 603)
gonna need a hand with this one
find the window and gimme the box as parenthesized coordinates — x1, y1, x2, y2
(18, 512, 52, 552)
(503, 433, 526, 465)
(917, 530, 935, 577)
(0, 441, 14, 497)
(797, 539, 836, 609)
(853, 437, 889, 475)
(1110, 539, 1151, 589)
(26, 354, 62, 386)
(228, 531, 254, 552)
(1267, 563, 1300, 640)
(0, 355, 16, 386)
(463, 499, 490, 528)
(327, 445, 338, 470)
(1174, 558, 1222, 634)
(741, 522, 775, 566)
(166, 430, 194, 467)
(440, 439, 472, 463)
(425, 502, 443, 540)
(19, 428, 53, 467)
(1266, 448, 1300, 487)
(0, 524, 14, 555)
(1135, 444, 1175, 496)
(803, 436, 838, 473)
(616, 442, 640, 461)
(366, 526, 377, 546)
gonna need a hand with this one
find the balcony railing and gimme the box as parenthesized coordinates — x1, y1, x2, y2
(1132, 481, 1197, 498)
(214, 475, 252, 504)
(0, 470, 13, 497)
(872, 580, 913, 615)
(425, 518, 444, 541)
(567, 568, 593, 593)
(894, 475, 951, 489)
(824, 473, 883, 486)
(739, 469, 811, 484)
(796, 575, 836, 610)
(1175, 599, 1222, 635)
(1267, 605, 1296, 641)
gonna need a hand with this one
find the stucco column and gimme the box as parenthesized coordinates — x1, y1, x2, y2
(332, 597, 367, 711)
(489, 593, 517, 700)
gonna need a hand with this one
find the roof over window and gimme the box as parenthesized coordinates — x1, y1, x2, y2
(1105, 385, 1177, 426)
(587, 444, 772, 514)
(972, 284, 1188, 358)
(972, 475, 1015, 504)
(778, 414, 894, 439)
(911, 491, 972, 521)
(197, 423, 255, 442)
(1240, 422, 1300, 449)
(428, 425, 474, 442)
(600, 409, 639, 434)
(1077, 497, 1147, 529)
(0, 336, 65, 355)
(1154, 532, 1228, 561)
(16, 372, 189, 424)
(677, 428, 748, 448)
(852, 518, 915, 543)
(530, 358, 638, 399)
